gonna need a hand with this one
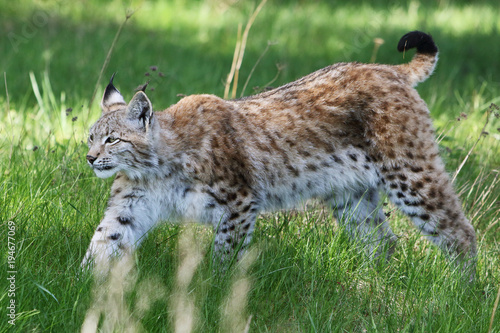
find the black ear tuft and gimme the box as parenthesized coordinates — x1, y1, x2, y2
(397, 31, 438, 54)
(136, 81, 149, 93)
(103, 73, 121, 101)
(101, 73, 126, 112)
(109, 72, 117, 85)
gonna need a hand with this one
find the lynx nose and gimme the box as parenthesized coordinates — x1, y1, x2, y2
(86, 155, 97, 165)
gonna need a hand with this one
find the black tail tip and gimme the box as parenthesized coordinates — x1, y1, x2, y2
(397, 31, 438, 54)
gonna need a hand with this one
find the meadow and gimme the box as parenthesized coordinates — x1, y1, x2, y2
(1, 0, 500, 332)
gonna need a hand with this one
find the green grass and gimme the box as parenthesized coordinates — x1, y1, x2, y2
(1, 0, 500, 332)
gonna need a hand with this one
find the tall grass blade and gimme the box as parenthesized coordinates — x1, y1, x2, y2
(490, 284, 500, 333)
(29, 71, 45, 114)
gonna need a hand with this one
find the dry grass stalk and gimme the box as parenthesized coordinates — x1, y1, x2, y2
(81, 255, 143, 333)
(221, 248, 257, 333)
(370, 38, 385, 63)
(86, 6, 139, 124)
(239, 41, 277, 97)
(452, 103, 498, 183)
(224, 23, 242, 100)
(81, 252, 168, 333)
(489, 283, 500, 333)
(224, 0, 268, 99)
(171, 226, 204, 333)
(457, 170, 500, 235)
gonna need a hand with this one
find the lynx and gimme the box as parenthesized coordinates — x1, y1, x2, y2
(82, 31, 476, 277)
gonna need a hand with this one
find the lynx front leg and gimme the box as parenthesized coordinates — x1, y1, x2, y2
(82, 214, 137, 271)
(81, 184, 160, 273)
(213, 203, 258, 265)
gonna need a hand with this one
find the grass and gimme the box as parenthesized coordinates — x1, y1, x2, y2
(1, 0, 500, 331)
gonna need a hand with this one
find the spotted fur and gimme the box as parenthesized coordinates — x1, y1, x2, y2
(82, 31, 476, 278)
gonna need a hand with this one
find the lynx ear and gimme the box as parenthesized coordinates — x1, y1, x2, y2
(127, 91, 154, 130)
(101, 73, 126, 113)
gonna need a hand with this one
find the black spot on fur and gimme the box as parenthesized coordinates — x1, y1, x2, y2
(287, 165, 300, 177)
(386, 174, 396, 181)
(413, 181, 424, 190)
(331, 154, 343, 164)
(404, 200, 424, 207)
(182, 187, 193, 198)
(425, 204, 436, 211)
(410, 166, 424, 173)
(227, 192, 238, 202)
(306, 163, 318, 171)
(420, 213, 430, 221)
(205, 190, 228, 205)
(108, 233, 121, 240)
(118, 216, 133, 225)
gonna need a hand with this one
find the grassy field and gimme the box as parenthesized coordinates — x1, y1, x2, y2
(1, 0, 500, 332)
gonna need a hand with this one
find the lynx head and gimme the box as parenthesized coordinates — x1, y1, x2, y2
(86, 75, 159, 179)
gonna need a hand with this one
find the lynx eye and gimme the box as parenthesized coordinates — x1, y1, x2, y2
(88, 134, 94, 143)
(105, 136, 120, 145)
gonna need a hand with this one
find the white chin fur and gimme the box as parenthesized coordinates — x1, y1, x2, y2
(94, 168, 117, 179)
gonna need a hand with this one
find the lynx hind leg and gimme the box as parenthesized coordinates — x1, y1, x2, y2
(329, 187, 398, 262)
(380, 158, 477, 277)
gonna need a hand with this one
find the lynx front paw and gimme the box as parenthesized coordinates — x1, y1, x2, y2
(81, 225, 130, 273)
